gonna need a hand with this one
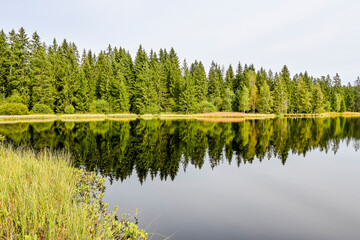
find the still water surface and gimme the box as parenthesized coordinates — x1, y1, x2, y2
(1, 118, 360, 240)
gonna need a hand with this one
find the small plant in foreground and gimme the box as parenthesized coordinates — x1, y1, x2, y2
(0, 144, 147, 239)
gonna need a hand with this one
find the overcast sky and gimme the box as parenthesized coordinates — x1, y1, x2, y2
(1, 0, 359, 83)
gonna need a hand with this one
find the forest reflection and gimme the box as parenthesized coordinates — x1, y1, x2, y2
(1, 118, 359, 184)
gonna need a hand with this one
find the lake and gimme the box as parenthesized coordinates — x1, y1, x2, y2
(1, 117, 360, 240)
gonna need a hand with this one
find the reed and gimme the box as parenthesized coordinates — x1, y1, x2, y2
(0, 144, 147, 239)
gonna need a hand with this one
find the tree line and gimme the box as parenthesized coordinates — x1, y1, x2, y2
(1, 118, 359, 183)
(1, 27, 360, 114)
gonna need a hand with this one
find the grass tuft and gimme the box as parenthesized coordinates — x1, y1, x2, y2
(0, 144, 147, 239)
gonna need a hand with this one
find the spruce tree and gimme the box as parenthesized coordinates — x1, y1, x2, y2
(312, 83, 325, 113)
(191, 61, 207, 102)
(296, 76, 312, 113)
(208, 61, 223, 109)
(95, 51, 112, 104)
(164, 48, 182, 111)
(248, 70, 258, 113)
(0, 30, 10, 100)
(273, 74, 288, 114)
(280, 65, 291, 113)
(149, 51, 168, 111)
(178, 61, 197, 113)
(236, 86, 250, 113)
(7, 28, 31, 105)
(257, 81, 273, 113)
(233, 62, 243, 92)
(29, 32, 55, 109)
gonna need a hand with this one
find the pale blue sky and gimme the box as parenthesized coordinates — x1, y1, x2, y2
(1, 0, 359, 83)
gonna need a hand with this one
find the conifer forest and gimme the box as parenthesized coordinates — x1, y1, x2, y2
(1, 27, 360, 115)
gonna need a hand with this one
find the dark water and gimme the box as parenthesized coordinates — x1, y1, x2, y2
(1, 118, 360, 240)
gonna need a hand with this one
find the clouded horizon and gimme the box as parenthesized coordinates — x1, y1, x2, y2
(1, 0, 359, 83)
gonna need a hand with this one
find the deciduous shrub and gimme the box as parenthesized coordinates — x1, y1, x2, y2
(197, 100, 217, 113)
(64, 105, 75, 114)
(0, 103, 29, 115)
(89, 100, 110, 113)
(31, 104, 54, 114)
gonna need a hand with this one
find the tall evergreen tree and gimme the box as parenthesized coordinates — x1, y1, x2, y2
(0, 30, 10, 100)
(208, 61, 223, 109)
(190, 61, 207, 102)
(149, 51, 168, 111)
(7, 28, 31, 105)
(280, 65, 292, 113)
(312, 83, 325, 113)
(248, 70, 258, 113)
(29, 32, 55, 109)
(257, 81, 273, 113)
(179, 61, 197, 113)
(273, 74, 288, 114)
(236, 86, 250, 113)
(165, 48, 182, 111)
(296, 76, 312, 113)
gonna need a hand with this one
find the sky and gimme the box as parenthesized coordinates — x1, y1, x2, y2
(1, 0, 360, 83)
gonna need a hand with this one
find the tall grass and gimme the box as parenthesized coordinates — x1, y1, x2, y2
(0, 144, 147, 239)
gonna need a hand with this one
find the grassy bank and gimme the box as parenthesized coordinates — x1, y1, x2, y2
(0, 144, 147, 239)
(0, 112, 359, 123)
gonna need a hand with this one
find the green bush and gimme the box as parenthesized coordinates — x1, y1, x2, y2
(89, 100, 110, 113)
(7, 93, 24, 104)
(0, 103, 29, 115)
(64, 105, 75, 114)
(197, 100, 217, 113)
(31, 104, 54, 114)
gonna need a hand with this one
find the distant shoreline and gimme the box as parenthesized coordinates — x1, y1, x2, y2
(0, 112, 359, 123)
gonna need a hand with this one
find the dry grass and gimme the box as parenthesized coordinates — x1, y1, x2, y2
(0, 112, 359, 123)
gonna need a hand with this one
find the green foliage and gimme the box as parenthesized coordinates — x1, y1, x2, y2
(0, 28, 359, 115)
(197, 100, 217, 113)
(257, 81, 273, 113)
(89, 99, 110, 113)
(6, 92, 24, 104)
(31, 103, 54, 114)
(312, 83, 325, 113)
(0, 144, 148, 239)
(273, 75, 288, 113)
(0, 103, 29, 115)
(64, 105, 75, 114)
(296, 77, 312, 113)
(236, 86, 250, 113)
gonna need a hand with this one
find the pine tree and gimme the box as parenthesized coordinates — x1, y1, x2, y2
(110, 71, 130, 113)
(95, 51, 112, 103)
(29, 32, 55, 109)
(233, 62, 243, 92)
(248, 70, 258, 113)
(296, 76, 312, 113)
(164, 48, 182, 111)
(133, 61, 158, 114)
(280, 65, 291, 113)
(191, 61, 207, 102)
(273, 74, 288, 114)
(0, 30, 10, 100)
(225, 65, 235, 89)
(312, 83, 325, 113)
(178, 61, 197, 113)
(236, 86, 250, 113)
(257, 81, 273, 113)
(149, 51, 168, 112)
(208, 61, 223, 109)
(79, 50, 95, 111)
(131, 45, 148, 111)
(7, 28, 31, 105)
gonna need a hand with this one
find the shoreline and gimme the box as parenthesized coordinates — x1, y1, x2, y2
(0, 112, 359, 123)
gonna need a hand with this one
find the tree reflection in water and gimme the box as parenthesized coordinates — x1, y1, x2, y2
(1, 117, 359, 184)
